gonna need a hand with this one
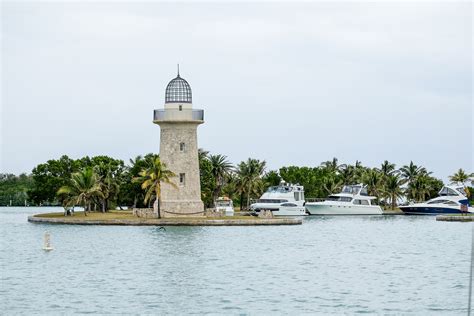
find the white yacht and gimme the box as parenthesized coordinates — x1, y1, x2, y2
(305, 184, 383, 215)
(399, 186, 473, 215)
(250, 182, 307, 216)
(215, 197, 234, 216)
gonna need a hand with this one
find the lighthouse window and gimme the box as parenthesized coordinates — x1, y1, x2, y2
(179, 105, 183, 111)
(180, 142, 186, 152)
(179, 173, 186, 186)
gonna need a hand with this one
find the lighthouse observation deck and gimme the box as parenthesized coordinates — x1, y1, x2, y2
(153, 109, 204, 123)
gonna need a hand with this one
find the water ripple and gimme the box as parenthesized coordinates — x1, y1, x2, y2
(0, 207, 472, 315)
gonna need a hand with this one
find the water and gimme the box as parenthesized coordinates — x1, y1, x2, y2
(1, 207, 472, 315)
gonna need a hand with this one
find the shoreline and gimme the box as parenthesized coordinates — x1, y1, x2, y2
(27, 213, 302, 226)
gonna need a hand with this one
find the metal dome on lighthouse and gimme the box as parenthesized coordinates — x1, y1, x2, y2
(165, 65, 192, 103)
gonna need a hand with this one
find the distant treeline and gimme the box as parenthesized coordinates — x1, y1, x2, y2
(0, 153, 472, 209)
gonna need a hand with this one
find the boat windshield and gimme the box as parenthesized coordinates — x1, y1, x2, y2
(427, 199, 447, 204)
(353, 199, 370, 205)
(266, 186, 293, 193)
(427, 199, 459, 206)
(444, 200, 458, 206)
(256, 199, 288, 204)
(341, 185, 361, 195)
(216, 201, 232, 207)
(327, 196, 352, 202)
(439, 186, 466, 197)
(456, 187, 467, 197)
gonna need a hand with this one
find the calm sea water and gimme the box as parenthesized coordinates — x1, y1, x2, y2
(0, 207, 472, 315)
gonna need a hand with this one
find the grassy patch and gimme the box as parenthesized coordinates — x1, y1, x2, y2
(36, 211, 136, 220)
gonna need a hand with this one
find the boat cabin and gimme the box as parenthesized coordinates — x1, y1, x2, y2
(250, 182, 305, 211)
(326, 195, 378, 206)
(257, 182, 305, 203)
(325, 184, 377, 206)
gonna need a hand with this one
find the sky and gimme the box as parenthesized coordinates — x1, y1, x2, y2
(1, 1, 472, 182)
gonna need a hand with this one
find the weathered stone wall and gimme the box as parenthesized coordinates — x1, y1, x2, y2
(133, 208, 156, 218)
(28, 214, 303, 226)
(205, 209, 225, 217)
(157, 121, 204, 217)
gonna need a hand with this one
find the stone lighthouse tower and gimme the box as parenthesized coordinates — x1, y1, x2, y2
(153, 68, 204, 217)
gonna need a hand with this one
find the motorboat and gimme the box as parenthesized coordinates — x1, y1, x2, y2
(250, 182, 307, 216)
(215, 197, 234, 216)
(305, 184, 383, 215)
(399, 186, 473, 215)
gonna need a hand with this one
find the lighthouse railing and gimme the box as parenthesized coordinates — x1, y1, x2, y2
(154, 109, 204, 122)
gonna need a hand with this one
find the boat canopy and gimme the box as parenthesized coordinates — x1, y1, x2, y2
(341, 185, 368, 196)
(438, 186, 467, 197)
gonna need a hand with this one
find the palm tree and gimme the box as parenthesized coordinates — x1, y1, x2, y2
(236, 158, 266, 209)
(449, 169, 469, 186)
(380, 160, 396, 178)
(97, 168, 120, 212)
(322, 176, 342, 195)
(198, 148, 209, 161)
(126, 154, 160, 208)
(400, 161, 427, 185)
(384, 174, 404, 210)
(339, 165, 355, 185)
(353, 160, 366, 183)
(208, 154, 233, 207)
(222, 172, 238, 201)
(362, 169, 383, 200)
(321, 157, 345, 173)
(57, 167, 103, 216)
(133, 157, 176, 218)
(407, 175, 431, 202)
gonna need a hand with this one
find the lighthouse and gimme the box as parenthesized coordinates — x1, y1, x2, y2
(153, 68, 205, 217)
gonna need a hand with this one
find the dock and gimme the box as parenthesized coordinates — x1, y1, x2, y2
(436, 215, 474, 222)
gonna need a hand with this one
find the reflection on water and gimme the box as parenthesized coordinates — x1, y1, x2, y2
(0, 207, 472, 314)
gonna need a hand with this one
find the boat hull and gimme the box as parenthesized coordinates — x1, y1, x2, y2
(272, 207, 307, 217)
(399, 205, 473, 215)
(305, 203, 383, 215)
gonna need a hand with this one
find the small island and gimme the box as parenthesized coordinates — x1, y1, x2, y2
(28, 211, 302, 226)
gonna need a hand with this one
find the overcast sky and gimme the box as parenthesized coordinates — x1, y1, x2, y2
(1, 1, 472, 181)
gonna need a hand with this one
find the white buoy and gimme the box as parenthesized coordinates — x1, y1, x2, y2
(42, 231, 54, 251)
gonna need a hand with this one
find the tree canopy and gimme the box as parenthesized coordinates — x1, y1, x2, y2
(1, 153, 472, 209)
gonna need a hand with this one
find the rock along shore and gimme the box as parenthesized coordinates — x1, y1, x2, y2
(28, 215, 302, 226)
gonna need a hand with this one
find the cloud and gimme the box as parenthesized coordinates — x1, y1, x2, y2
(1, 2, 472, 181)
